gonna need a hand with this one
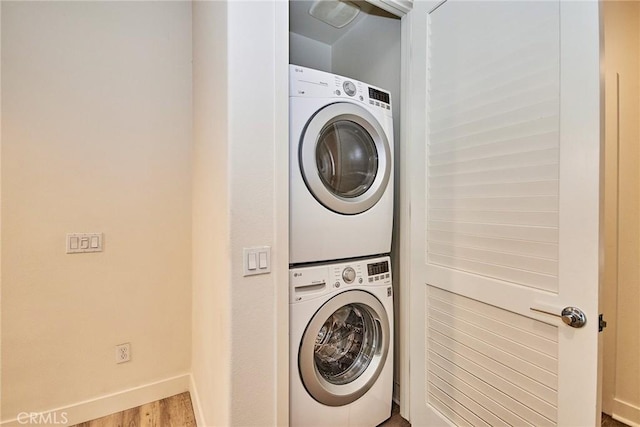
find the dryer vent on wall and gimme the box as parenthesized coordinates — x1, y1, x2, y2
(308, 0, 360, 28)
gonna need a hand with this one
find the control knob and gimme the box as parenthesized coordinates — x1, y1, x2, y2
(342, 267, 356, 284)
(343, 81, 357, 97)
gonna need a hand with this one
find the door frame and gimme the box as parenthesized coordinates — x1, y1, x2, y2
(398, 1, 438, 420)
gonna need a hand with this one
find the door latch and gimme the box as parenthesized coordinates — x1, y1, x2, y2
(599, 314, 607, 332)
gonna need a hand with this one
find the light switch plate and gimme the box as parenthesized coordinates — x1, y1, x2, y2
(67, 233, 103, 254)
(243, 246, 271, 276)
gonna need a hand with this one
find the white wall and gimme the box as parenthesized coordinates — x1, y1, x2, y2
(331, 12, 402, 400)
(191, 2, 289, 426)
(227, 2, 288, 424)
(2, 2, 290, 426)
(191, 1, 231, 426)
(332, 14, 401, 97)
(603, 2, 640, 424)
(1, 1, 192, 423)
(289, 32, 332, 73)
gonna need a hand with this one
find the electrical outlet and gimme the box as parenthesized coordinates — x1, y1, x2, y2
(115, 343, 131, 364)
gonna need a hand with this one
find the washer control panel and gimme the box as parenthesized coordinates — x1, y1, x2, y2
(329, 259, 392, 290)
(290, 256, 392, 303)
(290, 65, 392, 114)
(366, 259, 391, 283)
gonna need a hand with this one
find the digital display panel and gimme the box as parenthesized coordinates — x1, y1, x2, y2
(369, 88, 390, 104)
(367, 261, 389, 276)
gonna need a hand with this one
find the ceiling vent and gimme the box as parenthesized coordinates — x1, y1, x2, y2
(308, 0, 361, 29)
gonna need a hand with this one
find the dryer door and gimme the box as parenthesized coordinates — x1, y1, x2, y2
(299, 102, 391, 215)
(298, 290, 390, 406)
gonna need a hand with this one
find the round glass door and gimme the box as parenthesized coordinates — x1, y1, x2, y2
(300, 103, 391, 215)
(316, 120, 378, 199)
(299, 290, 390, 406)
(314, 302, 377, 385)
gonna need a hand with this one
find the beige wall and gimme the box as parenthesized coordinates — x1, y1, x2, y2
(2, 1, 291, 425)
(191, 2, 289, 426)
(603, 1, 640, 425)
(227, 2, 288, 424)
(191, 1, 232, 425)
(1, 1, 192, 422)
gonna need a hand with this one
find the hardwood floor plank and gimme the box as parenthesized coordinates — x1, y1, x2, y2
(71, 392, 195, 427)
(71, 391, 632, 427)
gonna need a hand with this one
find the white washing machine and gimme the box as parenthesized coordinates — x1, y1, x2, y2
(290, 65, 394, 265)
(290, 255, 393, 427)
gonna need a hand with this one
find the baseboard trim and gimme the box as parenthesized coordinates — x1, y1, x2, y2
(189, 374, 206, 427)
(612, 397, 640, 427)
(1, 373, 190, 427)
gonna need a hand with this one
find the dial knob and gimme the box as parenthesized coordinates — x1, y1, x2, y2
(343, 81, 357, 97)
(342, 267, 356, 284)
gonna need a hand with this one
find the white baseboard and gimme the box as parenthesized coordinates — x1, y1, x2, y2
(612, 397, 640, 427)
(189, 374, 206, 427)
(1, 373, 190, 427)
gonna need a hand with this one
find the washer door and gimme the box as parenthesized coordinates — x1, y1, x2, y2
(299, 102, 391, 215)
(299, 290, 390, 406)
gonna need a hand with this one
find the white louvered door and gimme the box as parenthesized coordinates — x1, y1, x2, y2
(406, 1, 602, 426)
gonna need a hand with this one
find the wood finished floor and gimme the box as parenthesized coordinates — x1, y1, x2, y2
(73, 393, 630, 427)
(377, 403, 410, 427)
(377, 404, 631, 427)
(72, 392, 195, 427)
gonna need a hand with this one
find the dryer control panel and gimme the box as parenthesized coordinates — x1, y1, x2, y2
(290, 64, 392, 115)
(290, 255, 392, 303)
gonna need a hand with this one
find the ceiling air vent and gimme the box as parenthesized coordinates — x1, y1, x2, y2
(308, 0, 360, 29)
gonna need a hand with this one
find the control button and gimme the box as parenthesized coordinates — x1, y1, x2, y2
(375, 276, 380, 281)
(335, 90, 341, 96)
(375, 101, 380, 106)
(343, 81, 357, 97)
(334, 282, 340, 288)
(342, 267, 356, 284)
(358, 278, 363, 284)
(369, 100, 374, 105)
(368, 277, 373, 283)
(386, 273, 390, 279)
(386, 105, 390, 110)
(359, 96, 364, 101)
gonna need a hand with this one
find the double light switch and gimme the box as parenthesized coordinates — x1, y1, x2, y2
(243, 246, 271, 276)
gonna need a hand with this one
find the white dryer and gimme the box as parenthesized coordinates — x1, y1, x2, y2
(290, 255, 393, 427)
(290, 65, 394, 265)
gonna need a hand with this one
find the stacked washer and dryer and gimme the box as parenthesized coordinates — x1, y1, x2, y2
(289, 65, 395, 427)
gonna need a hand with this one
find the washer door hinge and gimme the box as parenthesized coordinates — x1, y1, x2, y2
(599, 314, 607, 332)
